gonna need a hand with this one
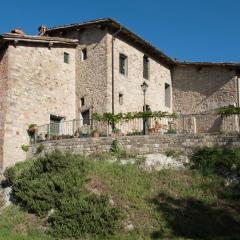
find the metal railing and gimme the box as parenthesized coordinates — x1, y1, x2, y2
(32, 113, 240, 143)
(34, 117, 175, 142)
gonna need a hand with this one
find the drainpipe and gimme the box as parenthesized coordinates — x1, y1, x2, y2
(111, 26, 122, 116)
(236, 74, 240, 107)
(235, 70, 240, 132)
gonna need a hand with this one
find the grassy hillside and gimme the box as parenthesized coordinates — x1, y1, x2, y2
(0, 149, 240, 240)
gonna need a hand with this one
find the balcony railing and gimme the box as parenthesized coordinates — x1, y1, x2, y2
(32, 117, 174, 143)
(30, 113, 240, 143)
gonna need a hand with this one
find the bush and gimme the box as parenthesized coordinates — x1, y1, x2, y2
(50, 194, 123, 238)
(191, 147, 240, 176)
(5, 151, 123, 238)
(111, 139, 126, 158)
(4, 159, 34, 185)
(35, 143, 44, 154)
(21, 144, 29, 153)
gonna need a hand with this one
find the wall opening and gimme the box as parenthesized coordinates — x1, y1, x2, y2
(165, 83, 171, 108)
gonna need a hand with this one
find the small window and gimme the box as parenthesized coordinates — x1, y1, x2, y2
(119, 53, 128, 75)
(119, 93, 123, 105)
(143, 55, 149, 79)
(81, 48, 87, 61)
(80, 97, 85, 107)
(165, 83, 171, 108)
(64, 52, 69, 63)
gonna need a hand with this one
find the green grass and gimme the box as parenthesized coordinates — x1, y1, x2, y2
(0, 205, 52, 240)
(1, 150, 240, 240)
(89, 161, 236, 239)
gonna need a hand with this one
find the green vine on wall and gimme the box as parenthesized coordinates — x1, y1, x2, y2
(92, 111, 177, 125)
(218, 105, 240, 116)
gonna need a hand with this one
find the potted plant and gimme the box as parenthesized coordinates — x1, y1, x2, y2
(92, 129, 100, 138)
(28, 123, 38, 135)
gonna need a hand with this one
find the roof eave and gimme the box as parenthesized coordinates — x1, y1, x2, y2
(46, 18, 175, 66)
(176, 61, 240, 68)
(0, 34, 79, 47)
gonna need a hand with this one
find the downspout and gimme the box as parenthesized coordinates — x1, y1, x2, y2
(236, 72, 240, 107)
(111, 26, 122, 116)
(235, 70, 240, 132)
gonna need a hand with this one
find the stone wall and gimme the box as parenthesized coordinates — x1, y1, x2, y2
(0, 48, 9, 170)
(55, 27, 173, 116)
(64, 27, 109, 116)
(28, 134, 240, 158)
(2, 43, 76, 169)
(172, 65, 238, 114)
(106, 33, 172, 114)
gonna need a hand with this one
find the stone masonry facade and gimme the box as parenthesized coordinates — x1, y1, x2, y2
(1, 18, 240, 169)
(106, 34, 172, 114)
(172, 65, 238, 114)
(28, 133, 240, 158)
(1, 42, 76, 169)
(0, 47, 8, 169)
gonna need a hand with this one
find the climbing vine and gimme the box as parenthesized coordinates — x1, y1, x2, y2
(218, 105, 240, 116)
(92, 111, 177, 125)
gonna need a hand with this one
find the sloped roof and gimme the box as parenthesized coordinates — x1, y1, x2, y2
(176, 61, 240, 68)
(45, 18, 175, 66)
(0, 33, 78, 48)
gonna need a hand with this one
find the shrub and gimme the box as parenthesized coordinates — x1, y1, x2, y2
(5, 151, 123, 239)
(50, 194, 123, 238)
(191, 147, 240, 176)
(4, 159, 34, 185)
(35, 143, 44, 154)
(111, 139, 126, 158)
(21, 144, 29, 153)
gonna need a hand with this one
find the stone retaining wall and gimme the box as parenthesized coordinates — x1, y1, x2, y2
(28, 133, 240, 158)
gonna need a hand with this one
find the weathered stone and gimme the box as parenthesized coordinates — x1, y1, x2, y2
(27, 133, 240, 160)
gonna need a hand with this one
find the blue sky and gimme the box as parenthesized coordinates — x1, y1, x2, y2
(1, 0, 240, 62)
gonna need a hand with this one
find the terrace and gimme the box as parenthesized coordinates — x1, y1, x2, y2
(28, 108, 240, 144)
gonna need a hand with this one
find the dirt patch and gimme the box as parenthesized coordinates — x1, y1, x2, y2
(15, 212, 49, 233)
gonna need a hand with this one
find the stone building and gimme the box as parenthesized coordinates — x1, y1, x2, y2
(0, 18, 240, 170)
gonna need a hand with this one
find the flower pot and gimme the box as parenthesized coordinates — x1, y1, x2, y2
(28, 125, 38, 135)
(93, 132, 100, 138)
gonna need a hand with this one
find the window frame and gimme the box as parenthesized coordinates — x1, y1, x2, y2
(119, 93, 123, 105)
(80, 97, 85, 107)
(143, 55, 150, 80)
(49, 115, 64, 135)
(81, 48, 87, 61)
(64, 52, 70, 64)
(164, 83, 171, 108)
(119, 53, 128, 76)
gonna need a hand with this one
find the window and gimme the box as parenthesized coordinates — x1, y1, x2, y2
(119, 93, 123, 105)
(119, 53, 127, 75)
(81, 48, 87, 61)
(81, 110, 90, 125)
(50, 115, 63, 135)
(165, 83, 171, 108)
(143, 55, 149, 79)
(64, 52, 69, 63)
(80, 97, 85, 106)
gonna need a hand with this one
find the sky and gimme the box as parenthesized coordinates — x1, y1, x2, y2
(1, 0, 240, 62)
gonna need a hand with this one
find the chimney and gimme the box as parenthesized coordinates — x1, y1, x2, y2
(11, 28, 25, 36)
(38, 25, 47, 36)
